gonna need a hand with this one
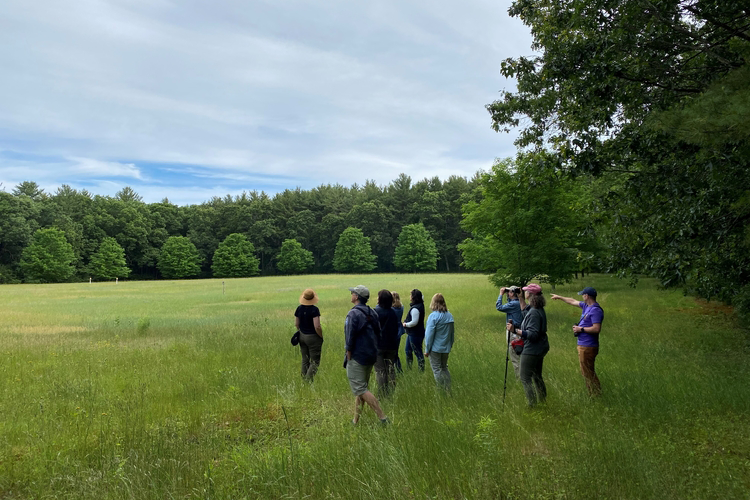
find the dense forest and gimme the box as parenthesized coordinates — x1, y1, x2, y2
(0, 174, 481, 281)
(1, 1, 749, 321)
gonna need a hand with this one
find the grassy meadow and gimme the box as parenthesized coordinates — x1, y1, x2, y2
(0, 273, 748, 499)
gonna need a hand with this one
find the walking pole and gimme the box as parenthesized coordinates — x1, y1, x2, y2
(502, 319, 512, 406)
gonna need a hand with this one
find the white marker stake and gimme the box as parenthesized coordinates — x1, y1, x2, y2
(116, 278, 118, 284)
(89, 277, 92, 284)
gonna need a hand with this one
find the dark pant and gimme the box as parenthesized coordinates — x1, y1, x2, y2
(519, 353, 547, 407)
(375, 349, 398, 395)
(577, 346, 601, 396)
(299, 333, 323, 381)
(405, 334, 425, 371)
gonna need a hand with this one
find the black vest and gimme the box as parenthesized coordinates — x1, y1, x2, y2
(405, 302, 425, 336)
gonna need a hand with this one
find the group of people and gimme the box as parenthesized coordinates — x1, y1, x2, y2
(496, 284, 604, 407)
(293, 285, 455, 424)
(292, 280, 603, 422)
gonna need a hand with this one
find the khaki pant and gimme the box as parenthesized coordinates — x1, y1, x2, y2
(299, 333, 323, 381)
(577, 345, 601, 396)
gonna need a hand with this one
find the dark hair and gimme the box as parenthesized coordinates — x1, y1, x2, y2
(410, 289, 423, 304)
(357, 294, 368, 304)
(377, 289, 393, 308)
(529, 293, 546, 309)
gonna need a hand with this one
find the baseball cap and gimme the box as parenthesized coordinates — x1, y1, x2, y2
(522, 283, 542, 294)
(348, 285, 370, 299)
(578, 287, 597, 297)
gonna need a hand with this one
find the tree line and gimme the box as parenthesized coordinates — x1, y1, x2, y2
(0, 175, 480, 282)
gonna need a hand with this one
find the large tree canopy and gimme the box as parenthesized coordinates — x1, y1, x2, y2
(212, 233, 260, 278)
(459, 154, 591, 287)
(490, 0, 750, 309)
(20, 228, 76, 283)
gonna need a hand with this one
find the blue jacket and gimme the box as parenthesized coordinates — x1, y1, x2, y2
(424, 311, 455, 354)
(496, 294, 523, 327)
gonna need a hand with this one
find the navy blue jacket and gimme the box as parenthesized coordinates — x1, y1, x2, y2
(374, 305, 400, 351)
(345, 304, 381, 365)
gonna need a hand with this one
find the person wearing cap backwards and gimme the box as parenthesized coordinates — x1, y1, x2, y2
(295, 288, 323, 382)
(496, 285, 525, 378)
(345, 285, 389, 425)
(507, 283, 550, 407)
(551, 286, 603, 396)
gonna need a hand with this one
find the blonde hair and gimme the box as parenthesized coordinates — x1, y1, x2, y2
(430, 293, 447, 312)
(392, 291, 402, 308)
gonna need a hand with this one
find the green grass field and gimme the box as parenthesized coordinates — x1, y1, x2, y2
(1, 274, 748, 499)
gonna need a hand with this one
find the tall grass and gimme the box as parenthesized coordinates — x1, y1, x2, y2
(0, 274, 747, 499)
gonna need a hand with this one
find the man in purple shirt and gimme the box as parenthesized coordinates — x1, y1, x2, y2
(551, 286, 603, 396)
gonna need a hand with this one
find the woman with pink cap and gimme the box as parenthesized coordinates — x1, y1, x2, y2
(507, 283, 549, 407)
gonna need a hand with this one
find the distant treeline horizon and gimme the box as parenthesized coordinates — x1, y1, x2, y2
(1, 174, 481, 281)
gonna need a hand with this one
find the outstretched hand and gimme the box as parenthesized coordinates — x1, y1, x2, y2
(551, 294, 562, 300)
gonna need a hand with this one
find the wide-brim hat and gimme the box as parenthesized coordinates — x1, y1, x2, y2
(299, 288, 319, 305)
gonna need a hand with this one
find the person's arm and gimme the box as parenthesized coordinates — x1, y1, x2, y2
(551, 294, 580, 307)
(518, 293, 526, 311)
(514, 310, 542, 342)
(424, 314, 435, 355)
(313, 316, 322, 337)
(574, 322, 601, 335)
(496, 288, 507, 311)
(403, 307, 420, 327)
(295, 317, 300, 329)
(345, 312, 359, 359)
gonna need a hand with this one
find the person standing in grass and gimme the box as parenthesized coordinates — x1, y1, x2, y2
(374, 289, 400, 395)
(403, 289, 426, 372)
(551, 287, 603, 396)
(295, 288, 323, 382)
(424, 293, 455, 392)
(507, 283, 549, 407)
(392, 291, 405, 373)
(496, 285, 525, 378)
(345, 285, 388, 425)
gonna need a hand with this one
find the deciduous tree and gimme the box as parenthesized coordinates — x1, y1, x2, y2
(393, 223, 438, 272)
(212, 233, 260, 278)
(157, 236, 201, 279)
(277, 238, 314, 275)
(333, 227, 376, 273)
(459, 154, 589, 287)
(89, 237, 131, 280)
(20, 228, 76, 283)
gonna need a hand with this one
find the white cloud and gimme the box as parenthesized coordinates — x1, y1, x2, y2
(67, 157, 143, 179)
(0, 0, 532, 203)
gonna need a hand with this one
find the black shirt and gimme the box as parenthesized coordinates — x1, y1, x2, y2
(295, 305, 320, 335)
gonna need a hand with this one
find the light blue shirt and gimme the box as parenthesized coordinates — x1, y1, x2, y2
(424, 311, 455, 354)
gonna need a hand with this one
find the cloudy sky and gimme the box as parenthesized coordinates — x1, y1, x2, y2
(0, 0, 532, 205)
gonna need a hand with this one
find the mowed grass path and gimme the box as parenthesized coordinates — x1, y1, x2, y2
(0, 274, 748, 499)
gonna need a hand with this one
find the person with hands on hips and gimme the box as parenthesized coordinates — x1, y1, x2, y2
(551, 286, 603, 396)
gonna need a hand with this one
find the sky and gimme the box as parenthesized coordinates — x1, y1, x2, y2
(0, 0, 533, 205)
